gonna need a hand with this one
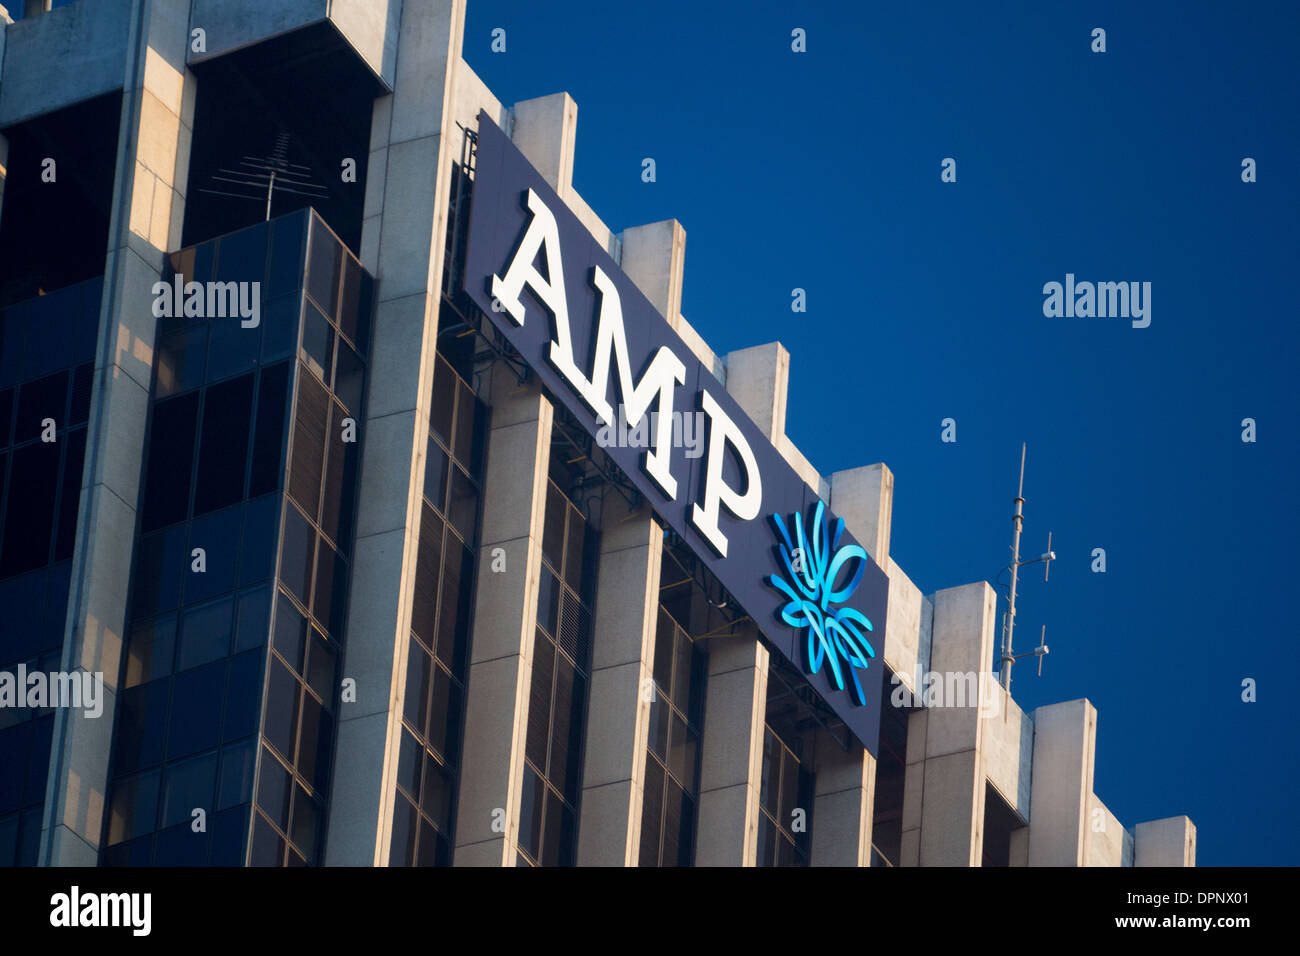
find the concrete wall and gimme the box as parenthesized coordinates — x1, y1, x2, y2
(0, 0, 131, 126)
(187, 0, 399, 89)
(325, 0, 463, 865)
(40, 0, 195, 865)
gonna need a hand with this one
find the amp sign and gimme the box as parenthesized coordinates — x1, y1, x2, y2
(464, 112, 889, 755)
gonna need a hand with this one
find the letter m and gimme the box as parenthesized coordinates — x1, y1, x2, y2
(550, 266, 686, 499)
(1098, 281, 1129, 318)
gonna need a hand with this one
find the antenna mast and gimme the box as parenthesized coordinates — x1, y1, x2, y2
(997, 443, 1055, 691)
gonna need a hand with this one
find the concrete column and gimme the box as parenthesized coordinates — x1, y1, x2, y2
(452, 376, 552, 866)
(723, 342, 788, 443)
(40, 0, 195, 867)
(694, 632, 768, 866)
(1134, 816, 1196, 867)
(510, 92, 577, 198)
(810, 729, 875, 867)
(575, 496, 661, 865)
(619, 219, 685, 320)
(324, 0, 465, 865)
(1025, 699, 1097, 866)
(574, 212, 683, 865)
(830, 463, 892, 566)
(899, 581, 996, 866)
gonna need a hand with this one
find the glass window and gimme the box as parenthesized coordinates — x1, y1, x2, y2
(54, 429, 86, 562)
(396, 726, 421, 801)
(279, 503, 315, 608)
(410, 505, 443, 646)
(141, 391, 200, 532)
(248, 363, 289, 498)
(263, 656, 302, 763)
(333, 340, 364, 413)
(238, 494, 279, 587)
(0, 387, 13, 447)
(106, 770, 160, 846)
(295, 692, 326, 785)
(124, 615, 176, 688)
(518, 766, 544, 861)
(446, 465, 477, 543)
(208, 805, 249, 866)
(193, 374, 254, 515)
(337, 255, 364, 348)
(161, 752, 217, 829)
(206, 315, 260, 385)
(424, 437, 449, 511)
(260, 295, 299, 364)
(320, 406, 357, 548)
(234, 586, 270, 653)
(215, 222, 269, 286)
(300, 301, 334, 385)
(177, 597, 234, 672)
(273, 595, 308, 674)
(526, 634, 554, 771)
(0, 441, 58, 576)
(155, 325, 207, 398)
(168, 660, 225, 759)
(288, 370, 328, 520)
(435, 538, 473, 675)
(132, 524, 185, 619)
(389, 792, 418, 867)
(16, 370, 67, 443)
(266, 214, 306, 300)
(403, 640, 432, 737)
(305, 629, 337, 707)
(114, 678, 169, 774)
(68, 363, 93, 426)
(256, 749, 292, 830)
(223, 649, 264, 743)
(250, 811, 285, 866)
(311, 537, 346, 636)
(429, 359, 454, 443)
(290, 784, 320, 860)
(306, 224, 341, 319)
(185, 505, 241, 604)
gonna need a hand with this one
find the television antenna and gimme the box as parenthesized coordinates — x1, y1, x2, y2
(997, 443, 1055, 691)
(198, 131, 329, 221)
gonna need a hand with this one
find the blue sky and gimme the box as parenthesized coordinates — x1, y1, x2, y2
(464, 0, 1300, 865)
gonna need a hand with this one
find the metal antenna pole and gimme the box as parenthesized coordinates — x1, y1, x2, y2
(999, 443, 1027, 691)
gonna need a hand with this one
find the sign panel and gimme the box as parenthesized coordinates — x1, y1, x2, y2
(464, 112, 888, 755)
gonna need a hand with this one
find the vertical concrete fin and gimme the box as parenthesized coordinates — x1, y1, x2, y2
(510, 92, 578, 199)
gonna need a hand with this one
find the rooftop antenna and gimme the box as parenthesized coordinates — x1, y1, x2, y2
(199, 131, 329, 221)
(997, 443, 1055, 691)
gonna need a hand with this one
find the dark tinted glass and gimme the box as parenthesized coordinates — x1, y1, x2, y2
(267, 214, 307, 300)
(155, 325, 207, 398)
(185, 506, 240, 604)
(429, 359, 454, 443)
(54, 429, 87, 561)
(141, 391, 199, 532)
(177, 597, 234, 672)
(446, 466, 477, 543)
(279, 503, 314, 607)
(319, 405, 358, 547)
(193, 375, 254, 515)
(333, 340, 364, 413)
(168, 660, 225, 759)
(300, 301, 334, 384)
(215, 221, 269, 285)
(248, 363, 289, 497)
(1, 441, 58, 576)
(224, 650, 264, 742)
(206, 314, 260, 384)
(161, 752, 217, 829)
(238, 494, 279, 586)
(263, 656, 301, 762)
(68, 363, 92, 426)
(424, 438, 448, 510)
(132, 525, 185, 617)
(15, 371, 66, 442)
(306, 225, 341, 319)
(289, 371, 328, 520)
(115, 679, 169, 774)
